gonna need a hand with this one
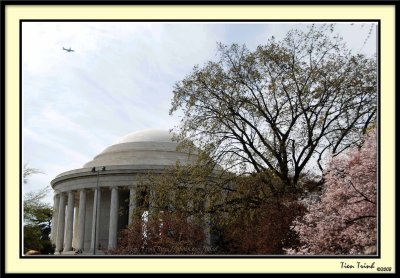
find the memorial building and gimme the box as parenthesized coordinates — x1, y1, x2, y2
(50, 129, 199, 254)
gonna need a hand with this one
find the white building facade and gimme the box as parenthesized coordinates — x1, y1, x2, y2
(50, 129, 199, 254)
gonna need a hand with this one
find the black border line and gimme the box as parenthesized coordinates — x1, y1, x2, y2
(19, 19, 384, 22)
(1, 0, 400, 5)
(0, 0, 397, 274)
(377, 20, 381, 261)
(1, 0, 6, 275)
(18, 19, 382, 259)
(19, 19, 23, 261)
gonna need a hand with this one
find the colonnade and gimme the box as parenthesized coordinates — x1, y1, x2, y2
(51, 185, 211, 253)
(52, 186, 136, 253)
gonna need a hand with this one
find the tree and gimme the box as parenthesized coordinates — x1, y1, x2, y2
(286, 129, 377, 255)
(216, 190, 306, 254)
(24, 188, 53, 253)
(23, 164, 54, 254)
(23, 162, 43, 184)
(107, 155, 219, 255)
(106, 211, 206, 255)
(109, 155, 308, 255)
(170, 24, 376, 194)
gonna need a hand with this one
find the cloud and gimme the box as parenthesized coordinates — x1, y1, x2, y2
(23, 127, 90, 168)
(22, 21, 377, 204)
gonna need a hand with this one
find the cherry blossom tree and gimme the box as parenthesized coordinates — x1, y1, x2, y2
(286, 129, 377, 255)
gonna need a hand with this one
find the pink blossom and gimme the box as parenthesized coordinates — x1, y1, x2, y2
(287, 130, 377, 255)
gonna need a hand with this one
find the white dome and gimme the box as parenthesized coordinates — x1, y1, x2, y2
(115, 129, 173, 144)
(83, 129, 195, 168)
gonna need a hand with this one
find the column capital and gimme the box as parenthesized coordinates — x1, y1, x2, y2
(109, 186, 119, 190)
(59, 190, 76, 196)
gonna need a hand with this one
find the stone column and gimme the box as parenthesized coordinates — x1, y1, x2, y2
(128, 187, 136, 225)
(51, 194, 60, 244)
(55, 193, 66, 253)
(72, 205, 79, 249)
(90, 188, 101, 251)
(76, 189, 87, 251)
(64, 191, 75, 251)
(108, 187, 119, 249)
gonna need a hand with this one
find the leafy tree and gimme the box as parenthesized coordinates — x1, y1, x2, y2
(286, 129, 377, 255)
(23, 163, 54, 254)
(170, 24, 377, 194)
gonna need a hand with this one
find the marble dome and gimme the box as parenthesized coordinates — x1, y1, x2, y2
(115, 129, 173, 144)
(82, 129, 193, 168)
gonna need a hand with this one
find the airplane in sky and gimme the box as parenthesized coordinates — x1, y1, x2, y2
(62, 47, 75, 53)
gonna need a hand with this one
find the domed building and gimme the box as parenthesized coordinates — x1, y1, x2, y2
(50, 129, 202, 254)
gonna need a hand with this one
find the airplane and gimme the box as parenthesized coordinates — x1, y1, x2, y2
(62, 47, 75, 53)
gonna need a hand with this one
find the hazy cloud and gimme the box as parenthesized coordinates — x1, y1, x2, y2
(22, 22, 377, 203)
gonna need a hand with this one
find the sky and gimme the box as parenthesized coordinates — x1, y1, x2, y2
(22, 22, 377, 204)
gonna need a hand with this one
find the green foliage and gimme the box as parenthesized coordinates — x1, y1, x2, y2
(24, 225, 44, 253)
(24, 190, 54, 254)
(24, 188, 52, 224)
(24, 224, 55, 254)
(23, 163, 54, 255)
